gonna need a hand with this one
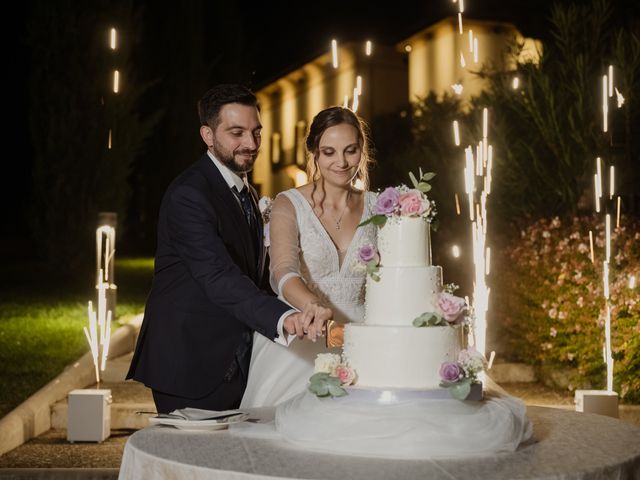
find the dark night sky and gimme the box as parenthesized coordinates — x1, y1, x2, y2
(4, 0, 638, 254)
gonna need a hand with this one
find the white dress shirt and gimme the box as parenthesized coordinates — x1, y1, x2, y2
(207, 150, 296, 345)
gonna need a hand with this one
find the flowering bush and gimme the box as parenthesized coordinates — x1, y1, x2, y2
(309, 353, 357, 398)
(492, 215, 640, 403)
(439, 347, 487, 400)
(359, 169, 437, 228)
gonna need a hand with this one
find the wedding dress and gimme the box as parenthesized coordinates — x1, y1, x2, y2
(240, 188, 377, 408)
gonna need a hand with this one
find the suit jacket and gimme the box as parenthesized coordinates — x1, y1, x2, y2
(127, 153, 290, 398)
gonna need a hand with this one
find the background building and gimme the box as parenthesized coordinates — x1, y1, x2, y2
(253, 16, 539, 196)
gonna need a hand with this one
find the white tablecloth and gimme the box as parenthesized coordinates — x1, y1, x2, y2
(119, 406, 640, 480)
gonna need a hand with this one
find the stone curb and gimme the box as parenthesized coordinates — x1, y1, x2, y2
(0, 316, 142, 457)
(0, 468, 118, 479)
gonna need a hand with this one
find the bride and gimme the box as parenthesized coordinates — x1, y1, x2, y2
(241, 106, 377, 408)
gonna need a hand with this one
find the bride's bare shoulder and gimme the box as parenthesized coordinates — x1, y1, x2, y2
(295, 183, 314, 202)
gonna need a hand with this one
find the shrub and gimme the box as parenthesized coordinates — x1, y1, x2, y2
(492, 215, 640, 402)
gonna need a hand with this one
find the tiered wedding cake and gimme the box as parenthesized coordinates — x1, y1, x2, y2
(275, 172, 532, 458)
(343, 216, 464, 390)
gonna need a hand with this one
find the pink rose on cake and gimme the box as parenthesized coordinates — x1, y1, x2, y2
(437, 292, 467, 323)
(398, 189, 430, 216)
(413, 291, 469, 328)
(335, 365, 357, 386)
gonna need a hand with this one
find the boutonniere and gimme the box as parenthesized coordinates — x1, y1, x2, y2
(258, 196, 273, 247)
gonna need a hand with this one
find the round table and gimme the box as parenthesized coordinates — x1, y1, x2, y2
(118, 406, 640, 480)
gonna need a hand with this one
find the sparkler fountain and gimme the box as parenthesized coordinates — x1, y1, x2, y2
(575, 65, 624, 418)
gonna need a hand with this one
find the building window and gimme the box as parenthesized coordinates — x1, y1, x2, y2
(294, 121, 307, 168)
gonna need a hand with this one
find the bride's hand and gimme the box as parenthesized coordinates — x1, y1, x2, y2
(301, 301, 332, 342)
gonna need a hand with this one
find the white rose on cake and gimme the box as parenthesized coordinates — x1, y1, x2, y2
(314, 353, 341, 375)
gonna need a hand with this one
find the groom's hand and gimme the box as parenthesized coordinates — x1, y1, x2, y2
(283, 312, 306, 339)
(301, 301, 332, 343)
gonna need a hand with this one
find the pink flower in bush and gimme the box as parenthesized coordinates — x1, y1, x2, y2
(335, 366, 356, 385)
(439, 362, 462, 383)
(437, 292, 466, 322)
(374, 187, 400, 215)
(398, 190, 428, 216)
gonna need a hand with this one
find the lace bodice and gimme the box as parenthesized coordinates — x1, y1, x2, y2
(268, 189, 377, 323)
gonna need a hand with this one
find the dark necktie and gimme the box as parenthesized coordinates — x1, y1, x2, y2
(233, 186, 257, 228)
(232, 186, 260, 267)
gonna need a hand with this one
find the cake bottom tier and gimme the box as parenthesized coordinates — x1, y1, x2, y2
(343, 324, 463, 389)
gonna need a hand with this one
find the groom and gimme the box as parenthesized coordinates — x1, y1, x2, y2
(127, 84, 315, 413)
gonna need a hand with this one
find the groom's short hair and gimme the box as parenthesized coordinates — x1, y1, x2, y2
(198, 84, 259, 129)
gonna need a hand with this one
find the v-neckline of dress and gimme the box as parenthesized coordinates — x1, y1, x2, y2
(291, 189, 369, 275)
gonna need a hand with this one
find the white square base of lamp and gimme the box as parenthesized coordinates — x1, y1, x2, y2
(574, 389, 619, 418)
(67, 389, 112, 443)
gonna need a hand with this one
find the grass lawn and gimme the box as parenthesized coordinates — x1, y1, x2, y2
(0, 257, 153, 418)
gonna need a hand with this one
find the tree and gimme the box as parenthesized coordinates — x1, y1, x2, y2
(476, 0, 640, 221)
(28, 0, 161, 273)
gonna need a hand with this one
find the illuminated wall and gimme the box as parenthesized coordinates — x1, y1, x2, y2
(402, 17, 540, 104)
(254, 17, 539, 196)
(255, 42, 407, 197)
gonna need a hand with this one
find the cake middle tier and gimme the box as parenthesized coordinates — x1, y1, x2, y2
(364, 265, 442, 326)
(343, 324, 464, 389)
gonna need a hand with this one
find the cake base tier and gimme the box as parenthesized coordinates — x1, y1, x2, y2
(343, 324, 463, 389)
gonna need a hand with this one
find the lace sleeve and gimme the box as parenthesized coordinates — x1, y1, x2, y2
(268, 194, 303, 296)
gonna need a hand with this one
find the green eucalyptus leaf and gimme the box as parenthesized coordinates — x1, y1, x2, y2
(308, 382, 330, 397)
(449, 378, 472, 400)
(371, 215, 388, 227)
(422, 172, 436, 181)
(413, 317, 426, 327)
(328, 383, 348, 397)
(310, 372, 330, 383)
(358, 217, 375, 227)
(417, 183, 432, 193)
(409, 171, 419, 188)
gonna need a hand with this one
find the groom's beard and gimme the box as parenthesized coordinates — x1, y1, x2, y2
(212, 139, 258, 174)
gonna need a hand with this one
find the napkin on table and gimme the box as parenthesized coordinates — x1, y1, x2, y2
(158, 407, 246, 421)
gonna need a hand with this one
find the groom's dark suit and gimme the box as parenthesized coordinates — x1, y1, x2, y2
(127, 153, 290, 409)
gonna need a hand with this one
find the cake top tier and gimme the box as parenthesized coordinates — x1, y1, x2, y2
(358, 170, 437, 268)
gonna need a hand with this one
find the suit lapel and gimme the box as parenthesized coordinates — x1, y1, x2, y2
(196, 155, 257, 276)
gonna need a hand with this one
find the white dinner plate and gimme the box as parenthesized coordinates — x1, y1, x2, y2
(148, 412, 250, 431)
